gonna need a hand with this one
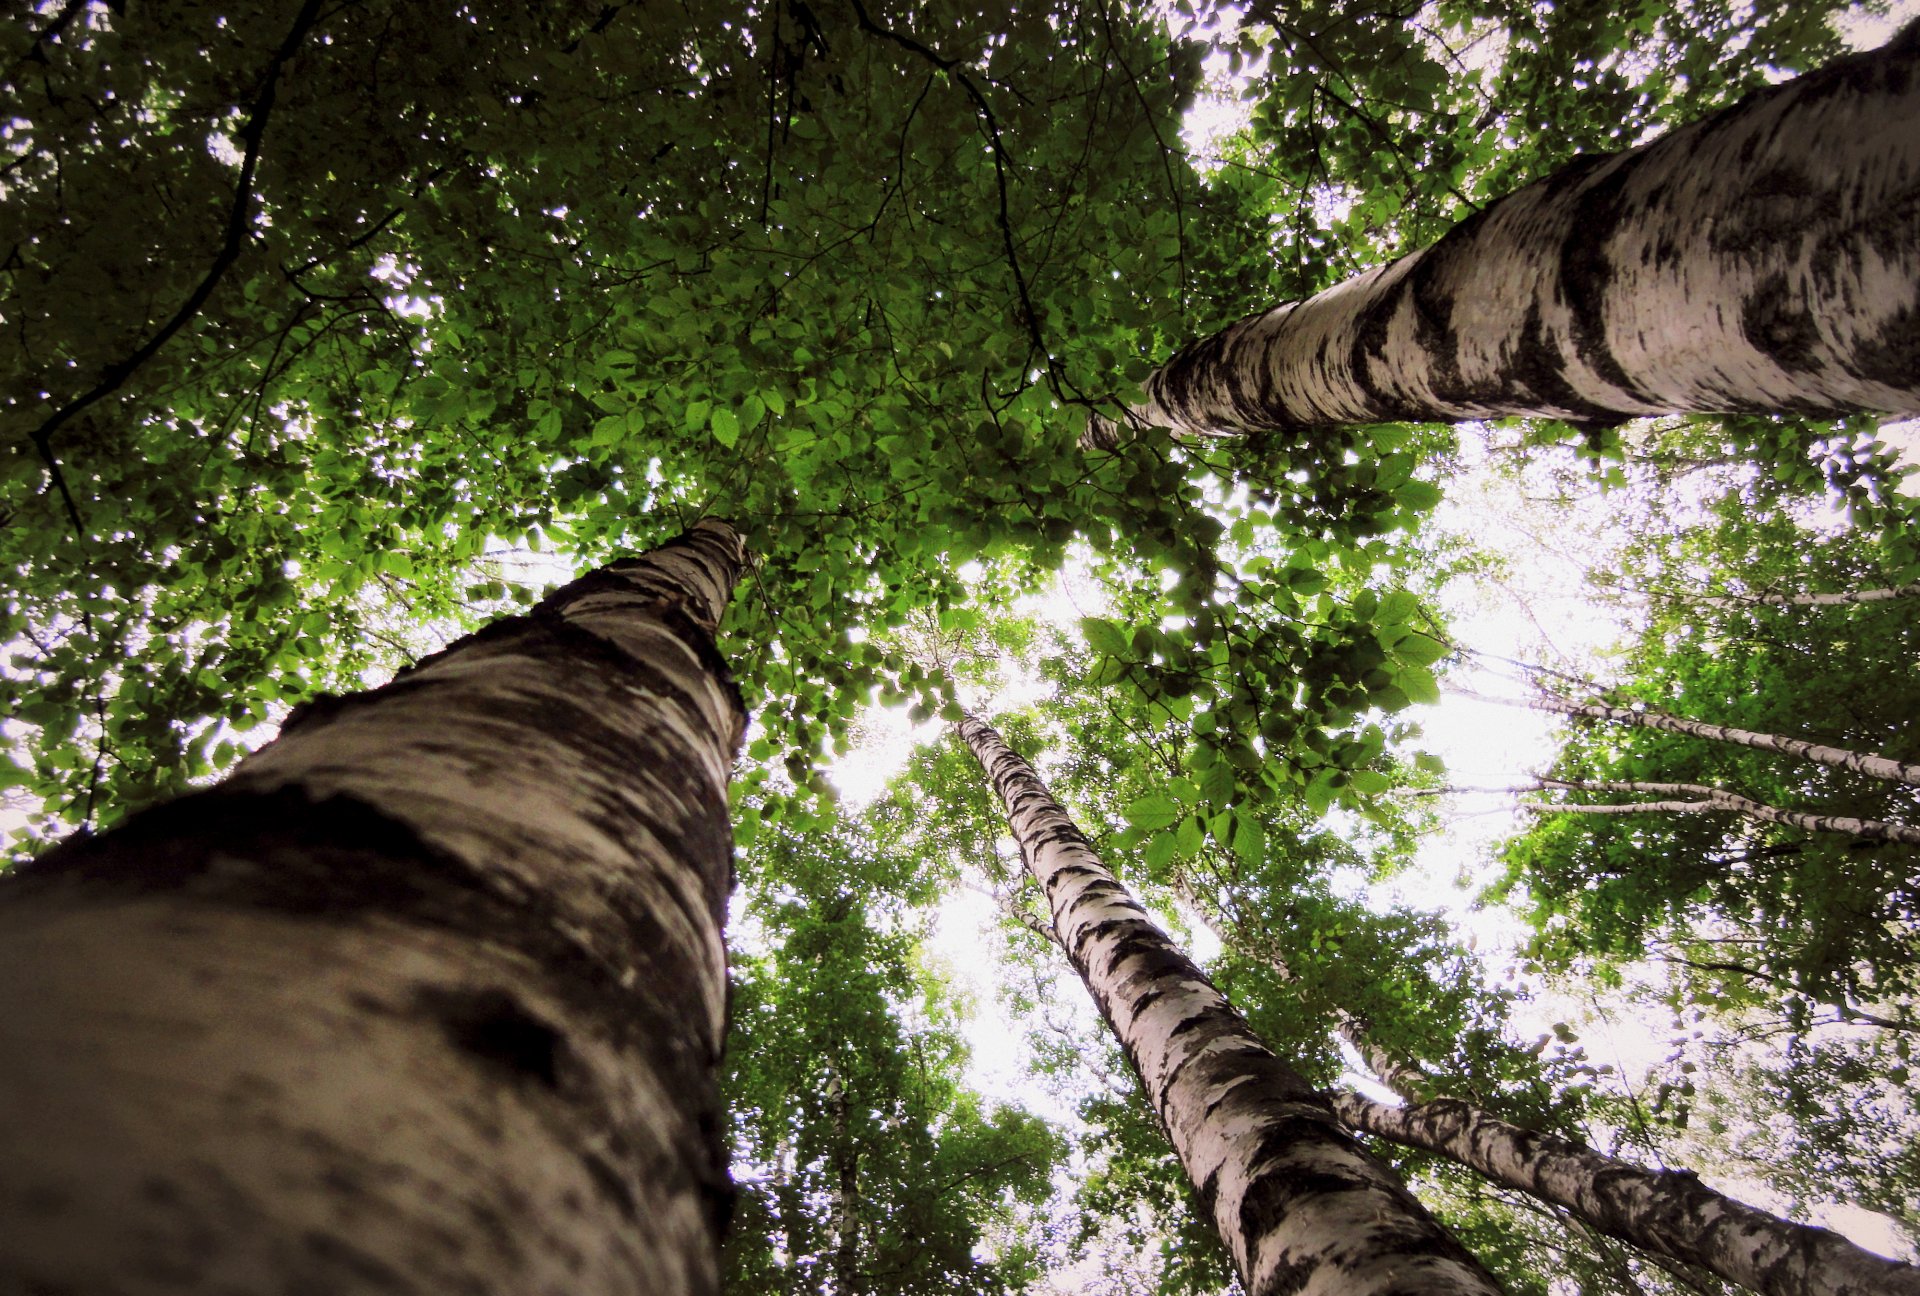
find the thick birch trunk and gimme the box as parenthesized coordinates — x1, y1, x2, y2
(1331, 1090, 1920, 1296)
(1090, 24, 1920, 444)
(0, 520, 749, 1295)
(1524, 778, 1920, 846)
(1469, 689, 1920, 790)
(956, 714, 1503, 1296)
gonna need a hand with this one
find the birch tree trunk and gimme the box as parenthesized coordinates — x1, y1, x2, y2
(956, 714, 1503, 1296)
(1466, 689, 1920, 790)
(1089, 23, 1920, 444)
(1700, 581, 1920, 608)
(1521, 778, 1920, 846)
(1331, 1089, 1920, 1296)
(0, 520, 749, 1296)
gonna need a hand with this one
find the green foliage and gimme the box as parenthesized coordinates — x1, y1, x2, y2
(1499, 469, 1920, 1026)
(725, 810, 1063, 1294)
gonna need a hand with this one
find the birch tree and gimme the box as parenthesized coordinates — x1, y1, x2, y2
(1332, 1087, 1920, 1296)
(0, 521, 747, 1296)
(1092, 22, 1920, 444)
(1469, 688, 1920, 791)
(1513, 779, 1920, 848)
(955, 713, 1504, 1296)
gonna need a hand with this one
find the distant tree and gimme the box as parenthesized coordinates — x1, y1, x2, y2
(723, 814, 1061, 1296)
(956, 713, 1502, 1296)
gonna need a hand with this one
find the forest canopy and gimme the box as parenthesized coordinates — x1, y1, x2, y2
(2, 0, 1917, 1293)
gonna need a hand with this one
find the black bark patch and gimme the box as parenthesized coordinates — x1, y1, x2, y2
(1740, 273, 1824, 372)
(1709, 164, 1830, 259)
(1553, 158, 1653, 405)
(582, 1150, 639, 1221)
(419, 985, 565, 1090)
(296, 1230, 411, 1293)
(1508, 302, 1628, 420)
(1845, 295, 1920, 387)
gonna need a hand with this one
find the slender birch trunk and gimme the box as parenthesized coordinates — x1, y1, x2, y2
(1464, 689, 1920, 790)
(1521, 778, 1920, 846)
(827, 1070, 860, 1296)
(1087, 24, 1920, 445)
(0, 520, 749, 1296)
(956, 714, 1503, 1296)
(1331, 1089, 1920, 1296)
(1700, 581, 1920, 608)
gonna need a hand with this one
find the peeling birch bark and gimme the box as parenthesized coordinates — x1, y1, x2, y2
(0, 520, 749, 1296)
(1466, 689, 1920, 790)
(1332, 1090, 1920, 1296)
(1090, 24, 1920, 444)
(956, 714, 1503, 1296)
(1523, 778, 1920, 845)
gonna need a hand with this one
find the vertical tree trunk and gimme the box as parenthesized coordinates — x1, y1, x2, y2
(1330, 1090, 1920, 1296)
(0, 520, 749, 1295)
(1520, 778, 1920, 845)
(956, 714, 1504, 1296)
(827, 1069, 861, 1296)
(1088, 24, 1920, 444)
(1463, 688, 1920, 790)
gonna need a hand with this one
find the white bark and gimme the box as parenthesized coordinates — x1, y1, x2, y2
(1523, 778, 1920, 846)
(1091, 24, 1920, 443)
(1332, 1089, 1920, 1296)
(1468, 688, 1920, 790)
(1700, 581, 1920, 608)
(957, 714, 1503, 1296)
(0, 520, 749, 1295)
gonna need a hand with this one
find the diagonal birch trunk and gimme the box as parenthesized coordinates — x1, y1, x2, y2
(0, 520, 749, 1296)
(1523, 778, 1920, 846)
(956, 714, 1504, 1296)
(1463, 688, 1920, 790)
(1087, 23, 1920, 446)
(1331, 1089, 1920, 1296)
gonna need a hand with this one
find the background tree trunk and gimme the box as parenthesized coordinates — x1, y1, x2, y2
(957, 714, 1504, 1296)
(1522, 778, 1920, 846)
(1466, 688, 1920, 789)
(0, 520, 748, 1296)
(1096, 23, 1920, 441)
(1331, 1089, 1920, 1296)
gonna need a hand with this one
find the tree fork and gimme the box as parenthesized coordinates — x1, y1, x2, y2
(1332, 1089, 1920, 1296)
(0, 519, 749, 1296)
(1089, 22, 1920, 444)
(955, 714, 1504, 1296)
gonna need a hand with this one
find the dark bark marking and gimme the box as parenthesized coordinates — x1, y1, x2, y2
(1740, 272, 1825, 372)
(581, 1151, 639, 1222)
(1554, 158, 1652, 404)
(297, 1230, 412, 1293)
(1847, 295, 1920, 386)
(417, 985, 565, 1090)
(1710, 165, 1829, 258)
(1509, 301, 1623, 420)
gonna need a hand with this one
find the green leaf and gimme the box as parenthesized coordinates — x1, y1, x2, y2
(1397, 665, 1442, 705)
(1396, 632, 1448, 667)
(1124, 793, 1181, 832)
(710, 407, 741, 447)
(1349, 769, 1391, 795)
(1395, 480, 1443, 512)
(1081, 617, 1130, 658)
